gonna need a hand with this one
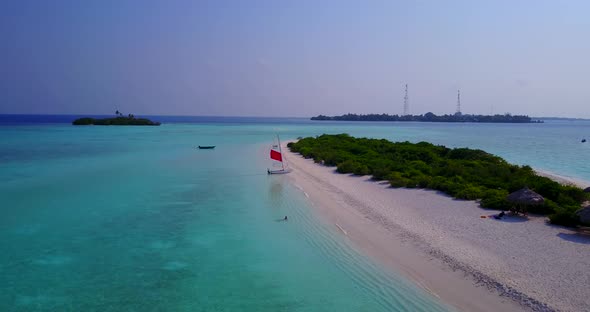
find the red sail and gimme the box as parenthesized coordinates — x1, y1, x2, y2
(270, 149, 282, 162)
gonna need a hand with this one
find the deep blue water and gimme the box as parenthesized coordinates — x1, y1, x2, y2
(0, 114, 313, 125)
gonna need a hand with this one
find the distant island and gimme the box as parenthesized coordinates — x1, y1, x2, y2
(311, 113, 543, 123)
(538, 117, 590, 121)
(72, 111, 161, 126)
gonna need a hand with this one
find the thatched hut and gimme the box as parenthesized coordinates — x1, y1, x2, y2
(576, 206, 590, 224)
(506, 187, 544, 214)
(583, 187, 590, 193)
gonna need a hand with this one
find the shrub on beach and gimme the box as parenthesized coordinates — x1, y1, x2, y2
(289, 134, 589, 227)
(549, 204, 581, 227)
(479, 189, 509, 209)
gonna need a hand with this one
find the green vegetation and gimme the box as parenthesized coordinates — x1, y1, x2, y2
(288, 134, 587, 226)
(72, 112, 160, 126)
(311, 113, 543, 123)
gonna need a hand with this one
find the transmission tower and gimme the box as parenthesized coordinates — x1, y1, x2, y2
(456, 89, 462, 115)
(403, 84, 409, 116)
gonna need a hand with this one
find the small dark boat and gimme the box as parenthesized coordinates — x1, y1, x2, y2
(198, 146, 216, 149)
(582, 139, 587, 143)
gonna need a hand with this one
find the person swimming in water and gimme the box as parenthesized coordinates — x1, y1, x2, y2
(284, 216, 288, 221)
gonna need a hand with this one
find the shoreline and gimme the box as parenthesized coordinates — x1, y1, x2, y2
(284, 143, 590, 312)
(533, 169, 589, 189)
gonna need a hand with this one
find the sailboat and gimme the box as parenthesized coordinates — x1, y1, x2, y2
(267, 134, 291, 174)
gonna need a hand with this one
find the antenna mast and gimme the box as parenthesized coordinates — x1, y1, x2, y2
(403, 84, 409, 116)
(456, 89, 461, 115)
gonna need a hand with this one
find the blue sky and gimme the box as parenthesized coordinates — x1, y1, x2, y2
(1, 0, 589, 117)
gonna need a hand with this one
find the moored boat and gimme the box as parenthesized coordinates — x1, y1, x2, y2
(198, 146, 216, 149)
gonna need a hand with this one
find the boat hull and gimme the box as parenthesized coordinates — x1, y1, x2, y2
(268, 169, 291, 175)
(198, 146, 215, 149)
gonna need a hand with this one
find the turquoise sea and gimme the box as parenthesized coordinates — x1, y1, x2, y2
(1, 116, 589, 311)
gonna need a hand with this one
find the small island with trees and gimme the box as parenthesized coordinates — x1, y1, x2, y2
(311, 113, 543, 123)
(288, 134, 587, 227)
(72, 111, 161, 126)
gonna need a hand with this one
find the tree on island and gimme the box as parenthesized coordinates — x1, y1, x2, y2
(114, 110, 136, 119)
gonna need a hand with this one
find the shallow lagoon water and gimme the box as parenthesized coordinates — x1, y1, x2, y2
(1, 118, 588, 311)
(0, 122, 451, 311)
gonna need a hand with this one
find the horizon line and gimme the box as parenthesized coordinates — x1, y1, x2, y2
(0, 113, 588, 120)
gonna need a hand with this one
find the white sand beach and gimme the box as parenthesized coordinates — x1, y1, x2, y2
(284, 144, 590, 312)
(534, 169, 589, 189)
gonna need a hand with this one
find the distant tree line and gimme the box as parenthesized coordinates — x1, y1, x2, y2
(288, 134, 586, 227)
(72, 111, 160, 126)
(311, 113, 543, 123)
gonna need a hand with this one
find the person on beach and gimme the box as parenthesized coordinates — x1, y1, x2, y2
(493, 211, 506, 219)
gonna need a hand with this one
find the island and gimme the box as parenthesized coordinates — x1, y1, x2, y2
(284, 134, 590, 312)
(288, 134, 586, 226)
(72, 111, 161, 126)
(311, 113, 543, 123)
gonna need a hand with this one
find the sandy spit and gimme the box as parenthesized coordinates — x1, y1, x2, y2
(284, 144, 590, 312)
(534, 169, 589, 189)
